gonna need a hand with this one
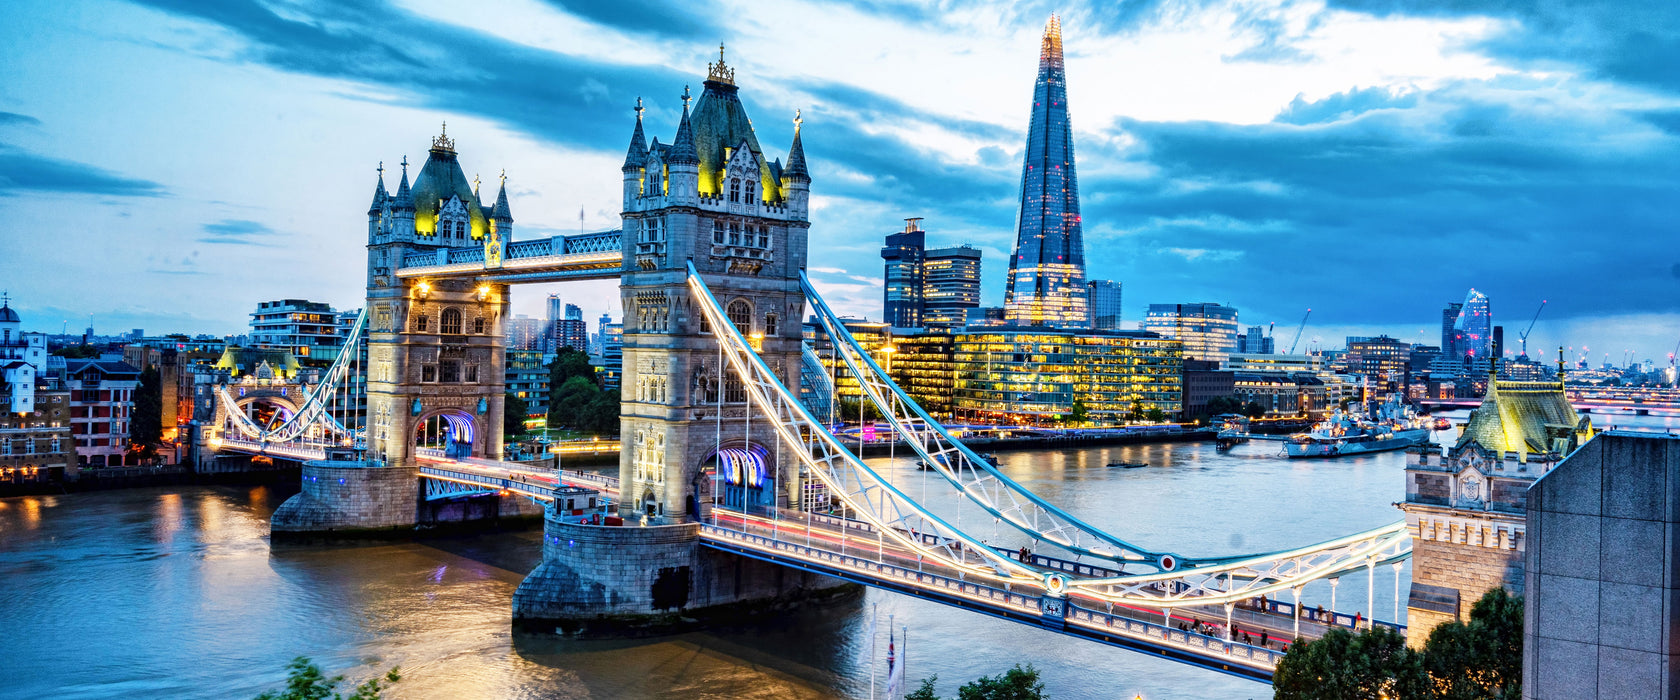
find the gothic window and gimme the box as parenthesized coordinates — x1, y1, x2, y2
(415, 313, 429, 332)
(441, 308, 462, 334)
(745, 180, 756, 203)
(725, 374, 746, 403)
(759, 228, 770, 248)
(440, 360, 460, 383)
(649, 218, 661, 241)
(422, 365, 437, 382)
(764, 313, 778, 336)
(465, 364, 478, 383)
(727, 300, 751, 335)
(713, 220, 725, 244)
(473, 317, 486, 334)
(729, 223, 741, 246)
(729, 178, 741, 203)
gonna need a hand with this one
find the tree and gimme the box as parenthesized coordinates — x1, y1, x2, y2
(957, 664, 1046, 700)
(1145, 406, 1166, 423)
(904, 676, 939, 700)
(504, 392, 528, 439)
(1063, 398, 1089, 425)
(1420, 588, 1523, 700)
(1242, 401, 1267, 419)
(129, 366, 163, 462)
(253, 656, 400, 700)
(1126, 400, 1145, 423)
(1273, 626, 1425, 700)
(51, 344, 100, 359)
(549, 376, 600, 429)
(547, 348, 597, 393)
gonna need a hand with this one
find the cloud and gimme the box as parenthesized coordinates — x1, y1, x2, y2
(1275, 86, 1420, 125)
(0, 145, 167, 197)
(0, 112, 42, 128)
(533, 0, 725, 40)
(198, 218, 278, 245)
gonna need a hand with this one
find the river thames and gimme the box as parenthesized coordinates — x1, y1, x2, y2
(4, 411, 1669, 699)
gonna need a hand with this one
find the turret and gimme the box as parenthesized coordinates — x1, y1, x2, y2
(667, 87, 700, 203)
(491, 171, 513, 238)
(391, 156, 416, 239)
(623, 97, 649, 207)
(782, 110, 810, 217)
(367, 162, 389, 242)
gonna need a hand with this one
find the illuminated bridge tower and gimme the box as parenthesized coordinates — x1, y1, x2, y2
(615, 49, 811, 520)
(1004, 14, 1090, 329)
(273, 126, 518, 535)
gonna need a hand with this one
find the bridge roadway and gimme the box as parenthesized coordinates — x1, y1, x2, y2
(699, 507, 1399, 682)
(414, 452, 622, 501)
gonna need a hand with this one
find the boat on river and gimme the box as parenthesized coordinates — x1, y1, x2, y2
(1284, 396, 1431, 459)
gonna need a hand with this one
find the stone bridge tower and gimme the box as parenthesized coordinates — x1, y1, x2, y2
(616, 49, 812, 520)
(362, 127, 513, 468)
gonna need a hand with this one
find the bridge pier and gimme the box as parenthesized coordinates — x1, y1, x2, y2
(513, 508, 854, 636)
(271, 458, 420, 538)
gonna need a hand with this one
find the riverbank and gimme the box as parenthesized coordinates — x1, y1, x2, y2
(848, 427, 1215, 457)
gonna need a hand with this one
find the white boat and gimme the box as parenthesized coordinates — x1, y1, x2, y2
(1284, 396, 1431, 459)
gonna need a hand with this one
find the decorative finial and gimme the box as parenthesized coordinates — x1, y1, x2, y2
(473, 173, 481, 192)
(432, 121, 456, 152)
(377, 161, 384, 176)
(634, 96, 645, 121)
(499, 168, 506, 185)
(401, 155, 408, 171)
(707, 43, 735, 85)
(682, 85, 692, 108)
(794, 109, 802, 131)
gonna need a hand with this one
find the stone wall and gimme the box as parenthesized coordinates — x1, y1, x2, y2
(271, 460, 418, 536)
(1404, 510, 1526, 647)
(513, 508, 852, 634)
(1523, 433, 1680, 699)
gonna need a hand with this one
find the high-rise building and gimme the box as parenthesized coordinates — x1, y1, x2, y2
(953, 328, 1181, 421)
(1087, 280, 1121, 330)
(923, 245, 982, 329)
(1452, 289, 1492, 361)
(1440, 301, 1464, 360)
(1236, 326, 1274, 354)
(1003, 15, 1088, 328)
(249, 299, 346, 363)
(505, 349, 550, 414)
(1143, 303, 1240, 363)
(565, 303, 583, 321)
(881, 219, 926, 328)
(505, 314, 544, 351)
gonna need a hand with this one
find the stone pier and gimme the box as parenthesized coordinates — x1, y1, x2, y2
(513, 507, 855, 635)
(272, 459, 420, 538)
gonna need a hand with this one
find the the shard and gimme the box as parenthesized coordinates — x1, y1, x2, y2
(1004, 15, 1089, 328)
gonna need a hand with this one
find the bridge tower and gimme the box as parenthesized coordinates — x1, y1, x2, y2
(273, 126, 517, 536)
(615, 50, 811, 520)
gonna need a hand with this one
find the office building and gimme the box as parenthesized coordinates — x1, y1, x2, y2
(952, 329, 1181, 422)
(506, 315, 545, 351)
(1451, 289, 1492, 362)
(505, 349, 550, 415)
(1182, 358, 1235, 421)
(881, 219, 926, 328)
(1087, 280, 1121, 331)
(923, 245, 982, 329)
(250, 299, 347, 363)
(1143, 303, 1240, 363)
(1346, 335, 1412, 395)
(1236, 326, 1274, 354)
(1003, 16, 1089, 328)
(1441, 301, 1464, 362)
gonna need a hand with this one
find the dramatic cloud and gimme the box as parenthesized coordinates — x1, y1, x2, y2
(0, 145, 167, 197)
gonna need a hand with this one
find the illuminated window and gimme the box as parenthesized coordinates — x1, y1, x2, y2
(727, 300, 751, 335)
(422, 365, 436, 382)
(441, 308, 462, 334)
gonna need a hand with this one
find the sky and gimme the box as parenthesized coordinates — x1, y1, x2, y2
(1, 0, 1676, 365)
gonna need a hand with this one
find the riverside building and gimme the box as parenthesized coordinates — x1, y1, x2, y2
(1143, 303, 1240, 363)
(951, 328, 1181, 423)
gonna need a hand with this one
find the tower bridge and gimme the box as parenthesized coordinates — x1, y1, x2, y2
(199, 49, 1412, 683)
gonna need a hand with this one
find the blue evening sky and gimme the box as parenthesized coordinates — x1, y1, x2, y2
(1, 0, 1675, 365)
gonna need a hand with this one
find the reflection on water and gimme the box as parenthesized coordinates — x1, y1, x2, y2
(12, 413, 1665, 699)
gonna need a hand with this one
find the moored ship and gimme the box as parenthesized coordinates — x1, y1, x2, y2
(1284, 396, 1432, 458)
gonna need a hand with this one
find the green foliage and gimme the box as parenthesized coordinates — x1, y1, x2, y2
(1243, 401, 1267, 419)
(547, 348, 596, 389)
(543, 349, 618, 435)
(129, 366, 163, 461)
(1205, 396, 1245, 416)
(1420, 588, 1523, 700)
(957, 664, 1046, 700)
(834, 396, 883, 423)
(1274, 626, 1425, 700)
(504, 392, 528, 439)
(253, 656, 400, 700)
(905, 676, 939, 700)
(1144, 406, 1167, 423)
(51, 344, 100, 359)
(1126, 400, 1144, 422)
(1058, 398, 1089, 425)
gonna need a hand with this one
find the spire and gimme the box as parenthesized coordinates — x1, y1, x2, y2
(431, 121, 456, 155)
(1042, 14, 1064, 66)
(472, 172, 482, 203)
(368, 161, 388, 214)
(623, 97, 648, 172)
(783, 109, 809, 182)
(669, 86, 699, 165)
(394, 156, 414, 210)
(492, 170, 512, 221)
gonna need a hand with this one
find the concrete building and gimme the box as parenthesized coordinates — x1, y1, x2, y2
(64, 358, 142, 468)
(1087, 280, 1122, 331)
(1522, 432, 1680, 699)
(1182, 358, 1235, 421)
(554, 304, 588, 353)
(923, 245, 982, 329)
(1143, 303, 1240, 363)
(505, 349, 549, 415)
(1346, 335, 1412, 397)
(880, 219, 926, 328)
(1399, 364, 1593, 647)
(0, 300, 74, 484)
(250, 299, 346, 363)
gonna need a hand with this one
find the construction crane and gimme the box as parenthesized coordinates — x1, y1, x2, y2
(1287, 308, 1312, 354)
(1517, 300, 1547, 358)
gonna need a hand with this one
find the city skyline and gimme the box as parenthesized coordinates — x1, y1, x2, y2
(2, 0, 1677, 358)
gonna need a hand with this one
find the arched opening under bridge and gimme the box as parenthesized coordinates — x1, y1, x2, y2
(414, 408, 478, 459)
(702, 443, 775, 512)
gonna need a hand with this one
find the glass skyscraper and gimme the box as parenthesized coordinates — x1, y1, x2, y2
(1143, 303, 1240, 363)
(1453, 289, 1493, 361)
(1004, 15, 1089, 328)
(1087, 280, 1121, 330)
(880, 219, 926, 328)
(923, 245, 982, 328)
